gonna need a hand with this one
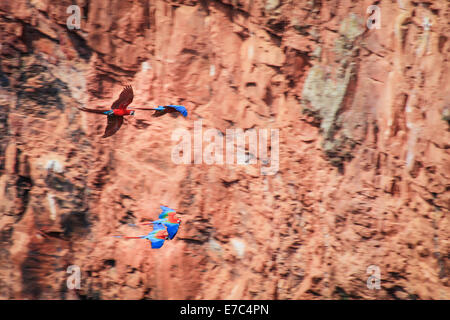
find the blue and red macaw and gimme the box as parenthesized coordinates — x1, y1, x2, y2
(114, 222, 169, 249)
(130, 205, 182, 240)
(77, 85, 188, 138)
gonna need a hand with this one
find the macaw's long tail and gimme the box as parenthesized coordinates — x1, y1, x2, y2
(133, 107, 159, 111)
(128, 222, 154, 227)
(76, 105, 111, 114)
(113, 235, 144, 239)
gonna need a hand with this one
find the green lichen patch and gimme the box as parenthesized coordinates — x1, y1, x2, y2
(301, 14, 366, 168)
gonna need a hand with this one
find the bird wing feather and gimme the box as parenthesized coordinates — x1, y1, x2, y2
(166, 105, 188, 117)
(167, 224, 180, 240)
(152, 222, 165, 232)
(111, 85, 134, 110)
(102, 115, 123, 138)
(151, 110, 167, 117)
(150, 237, 165, 249)
(159, 206, 175, 218)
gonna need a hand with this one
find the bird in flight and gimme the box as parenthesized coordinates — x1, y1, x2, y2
(134, 105, 188, 118)
(77, 85, 135, 138)
(113, 222, 169, 249)
(77, 86, 188, 137)
(131, 205, 182, 240)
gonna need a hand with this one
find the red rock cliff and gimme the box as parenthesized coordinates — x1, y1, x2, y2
(0, 0, 449, 299)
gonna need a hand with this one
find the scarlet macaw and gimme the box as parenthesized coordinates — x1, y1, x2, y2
(76, 85, 135, 138)
(114, 222, 169, 249)
(130, 206, 182, 240)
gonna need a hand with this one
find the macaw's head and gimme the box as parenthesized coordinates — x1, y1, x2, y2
(168, 213, 181, 224)
(156, 229, 169, 240)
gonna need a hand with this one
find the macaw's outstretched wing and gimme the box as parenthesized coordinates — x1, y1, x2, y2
(149, 237, 165, 249)
(166, 223, 180, 240)
(145, 227, 166, 249)
(76, 106, 110, 114)
(159, 205, 176, 219)
(111, 85, 134, 110)
(152, 222, 165, 232)
(165, 105, 188, 117)
(160, 205, 175, 212)
(151, 109, 167, 117)
(102, 115, 123, 138)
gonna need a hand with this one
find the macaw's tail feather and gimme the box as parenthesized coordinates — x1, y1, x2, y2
(113, 235, 144, 239)
(133, 107, 159, 111)
(76, 106, 110, 114)
(128, 222, 153, 227)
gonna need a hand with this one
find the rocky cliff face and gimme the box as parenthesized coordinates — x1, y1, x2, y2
(0, 0, 448, 299)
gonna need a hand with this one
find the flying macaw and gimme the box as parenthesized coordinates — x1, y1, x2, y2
(134, 105, 188, 118)
(113, 222, 169, 249)
(130, 206, 182, 240)
(76, 85, 135, 138)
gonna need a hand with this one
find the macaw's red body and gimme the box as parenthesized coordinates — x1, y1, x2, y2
(110, 109, 135, 116)
(166, 212, 181, 224)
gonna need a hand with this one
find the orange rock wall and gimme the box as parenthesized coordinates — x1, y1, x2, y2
(0, 0, 448, 299)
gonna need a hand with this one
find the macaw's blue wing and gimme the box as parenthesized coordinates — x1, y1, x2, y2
(152, 222, 165, 232)
(149, 237, 165, 249)
(142, 229, 166, 249)
(166, 105, 188, 117)
(149, 219, 164, 225)
(166, 223, 180, 240)
(159, 205, 176, 219)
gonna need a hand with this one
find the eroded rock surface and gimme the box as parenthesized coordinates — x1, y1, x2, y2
(0, 0, 448, 299)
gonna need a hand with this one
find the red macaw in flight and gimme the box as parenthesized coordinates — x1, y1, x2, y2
(77, 85, 135, 138)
